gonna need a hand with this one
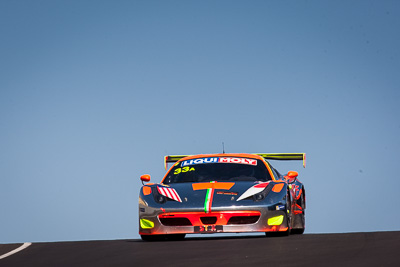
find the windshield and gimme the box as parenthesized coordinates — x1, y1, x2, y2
(163, 157, 272, 184)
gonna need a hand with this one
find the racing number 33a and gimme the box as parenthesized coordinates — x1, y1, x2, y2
(174, 166, 195, 175)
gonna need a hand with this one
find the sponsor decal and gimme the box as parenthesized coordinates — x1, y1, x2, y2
(216, 191, 238, 195)
(182, 157, 257, 166)
(219, 157, 257, 165)
(182, 157, 218, 166)
(276, 205, 285, 211)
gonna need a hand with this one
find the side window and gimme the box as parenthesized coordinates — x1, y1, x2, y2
(274, 168, 284, 180)
(266, 162, 280, 180)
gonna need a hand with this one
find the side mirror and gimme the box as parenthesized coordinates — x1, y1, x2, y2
(140, 174, 151, 185)
(285, 171, 298, 183)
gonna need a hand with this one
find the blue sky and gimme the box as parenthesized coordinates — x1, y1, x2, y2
(1, 0, 399, 243)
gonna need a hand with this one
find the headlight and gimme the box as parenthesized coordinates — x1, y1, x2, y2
(252, 183, 273, 202)
(253, 193, 265, 201)
(153, 190, 167, 204)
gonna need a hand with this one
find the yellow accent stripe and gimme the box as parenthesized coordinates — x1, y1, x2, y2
(255, 153, 306, 168)
(140, 219, 154, 229)
(164, 155, 192, 170)
(165, 155, 192, 162)
(267, 215, 284, 226)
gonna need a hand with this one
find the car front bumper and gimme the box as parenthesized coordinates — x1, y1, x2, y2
(139, 208, 289, 236)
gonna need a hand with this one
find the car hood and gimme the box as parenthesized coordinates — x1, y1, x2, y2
(152, 181, 277, 211)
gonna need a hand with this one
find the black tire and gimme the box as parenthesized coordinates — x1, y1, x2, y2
(291, 188, 305, 235)
(265, 190, 291, 237)
(283, 190, 292, 236)
(291, 228, 305, 235)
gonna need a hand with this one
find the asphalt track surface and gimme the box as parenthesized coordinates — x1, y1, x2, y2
(1, 231, 399, 266)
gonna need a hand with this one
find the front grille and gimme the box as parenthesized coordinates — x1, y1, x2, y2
(227, 216, 260, 225)
(159, 217, 192, 226)
(200, 216, 217, 224)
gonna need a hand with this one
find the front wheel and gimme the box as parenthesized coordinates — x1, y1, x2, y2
(284, 190, 292, 235)
(291, 188, 305, 235)
(265, 191, 291, 237)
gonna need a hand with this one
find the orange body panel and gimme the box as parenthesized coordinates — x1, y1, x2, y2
(192, 182, 235, 191)
(272, 183, 284, 193)
(142, 186, 152, 195)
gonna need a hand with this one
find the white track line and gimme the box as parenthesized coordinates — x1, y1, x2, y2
(0, 242, 31, 260)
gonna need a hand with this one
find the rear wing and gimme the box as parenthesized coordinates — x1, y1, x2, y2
(164, 153, 306, 170)
(164, 155, 191, 170)
(255, 153, 306, 168)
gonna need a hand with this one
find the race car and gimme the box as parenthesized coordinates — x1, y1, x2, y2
(138, 153, 306, 241)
